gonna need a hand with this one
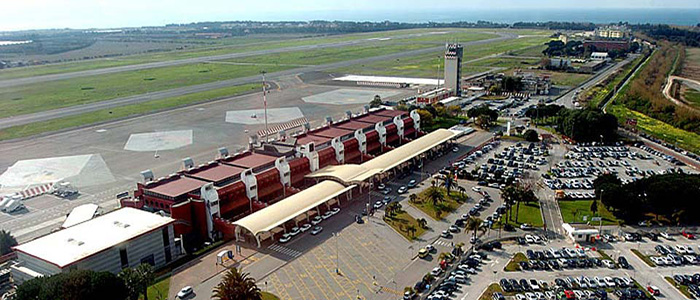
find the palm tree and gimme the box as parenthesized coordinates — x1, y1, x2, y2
(409, 193, 418, 203)
(417, 218, 428, 229)
(406, 225, 417, 237)
(212, 268, 262, 300)
(118, 264, 154, 300)
(457, 186, 466, 198)
(425, 187, 444, 206)
(393, 202, 403, 213)
(135, 264, 154, 300)
(465, 217, 483, 240)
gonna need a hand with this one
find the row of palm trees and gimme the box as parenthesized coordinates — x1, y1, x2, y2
(212, 268, 265, 300)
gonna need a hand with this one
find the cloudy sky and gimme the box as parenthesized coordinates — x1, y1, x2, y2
(2, 0, 699, 31)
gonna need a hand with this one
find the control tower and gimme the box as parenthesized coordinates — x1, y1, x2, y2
(444, 43, 463, 96)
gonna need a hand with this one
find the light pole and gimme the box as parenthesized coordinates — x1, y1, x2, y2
(334, 232, 340, 274)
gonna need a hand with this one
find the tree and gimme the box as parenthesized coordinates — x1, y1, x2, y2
(465, 217, 483, 240)
(456, 186, 466, 198)
(17, 270, 127, 300)
(415, 109, 434, 127)
(119, 263, 154, 300)
(590, 199, 599, 215)
(523, 129, 539, 142)
(425, 187, 444, 206)
(409, 193, 418, 203)
(212, 268, 262, 300)
(501, 184, 538, 223)
(417, 218, 428, 229)
(406, 225, 417, 237)
(0, 230, 17, 255)
(369, 95, 383, 108)
(555, 108, 618, 142)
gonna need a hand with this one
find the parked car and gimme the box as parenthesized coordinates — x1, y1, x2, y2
(310, 226, 323, 235)
(177, 286, 194, 299)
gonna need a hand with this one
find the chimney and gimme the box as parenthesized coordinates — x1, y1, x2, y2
(363, 105, 370, 113)
(249, 135, 259, 150)
(218, 147, 229, 158)
(345, 110, 352, 119)
(325, 116, 333, 126)
(303, 122, 311, 133)
(278, 130, 286, 141)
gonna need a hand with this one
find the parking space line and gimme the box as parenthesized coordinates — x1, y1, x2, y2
(342, 227, 395, 278)
(320, 239, 377, 298)
(308, 246, 356, 300)
(268, 273, 292, 300)
(296, 254, 339, 300)
(281, 264, 318, 300)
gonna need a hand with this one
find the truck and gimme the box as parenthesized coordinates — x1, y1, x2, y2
(2, 199, 24, 213)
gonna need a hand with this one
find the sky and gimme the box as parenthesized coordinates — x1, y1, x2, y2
(2, 0, 699, 31)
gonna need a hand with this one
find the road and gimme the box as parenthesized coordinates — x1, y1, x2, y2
(556, 55, 638, 109)
(0, 34, 517, 130)
(662, 75, 700, 113)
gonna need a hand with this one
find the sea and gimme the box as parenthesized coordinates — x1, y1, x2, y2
(245, 8, 700, 26)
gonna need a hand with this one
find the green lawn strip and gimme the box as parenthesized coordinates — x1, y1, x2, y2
(0, 83, 259, 141)
(422, 116, 469, 132)
(383, 210, 427, 241)
(609, 104, 700, 154)
(504, 252, 528, 272)
(584, 55, 645, 108)
(261, 292, 280, 300)
(508, 202, 544, 227)
(558, 200, 620, 226)
(665, 277, 695, 299)
(509, 44, 548, 57)
(410, 188, 468, 220)
(630, 249, 656, 267)
(632, 279, 657, 299)
(0, 61, 290, 118)
(142, 276, 170, 300)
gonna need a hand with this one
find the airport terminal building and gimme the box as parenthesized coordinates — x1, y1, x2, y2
(120, 107, 460, 247)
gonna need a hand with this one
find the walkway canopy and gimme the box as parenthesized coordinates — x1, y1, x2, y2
(306, 128, 459, 184)
(233, 180, 355, 247)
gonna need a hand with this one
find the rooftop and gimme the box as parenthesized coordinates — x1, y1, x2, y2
(14, 208, 175, 268)
(295, 134, 330, 146)
(334, 120, 374, 131)
(146, 176, 207, 198)
(372, 109, 406, 118)
(354, 114, 391, 124)
(223, 152, 278, 169)
(310, 127, 355, 139)
(185, 163, 245, 183)
(332, 75, 443, 86)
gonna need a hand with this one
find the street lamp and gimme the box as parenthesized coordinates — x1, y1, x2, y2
(334, 232, 340, 275)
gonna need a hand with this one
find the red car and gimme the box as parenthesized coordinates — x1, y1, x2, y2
(682, 231, 696, 239)
(647, 285, 660, 296)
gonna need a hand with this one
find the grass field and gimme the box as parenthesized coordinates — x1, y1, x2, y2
(609, 103, 700, 154)
(261, 292, 280, 300)
(0, 29, 498, 80)
(509, 44, 548, 57)
(683, 88, 700, 109)
(0, 61, 290, 118)
(631, 249, 656, 267)
(478, 283, 511, 300)
(411, 187, 468, 220)
(0, 83, 259, 141)
(665, 277, 695, 299)
(384, 210, 427, 241)
(583, 55, 645, 108)
(144, 276, 170, 300)
(504, 252, 528, 272)
(508, 202, 544, 227)
(558, 200, 621, 225)
(331, 35, 551, 78)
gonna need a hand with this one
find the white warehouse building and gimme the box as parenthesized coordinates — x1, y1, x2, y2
(11, 208, 176, 284)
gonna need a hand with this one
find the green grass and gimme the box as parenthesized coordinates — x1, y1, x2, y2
(0, 62, 290, 118)
(469, 57, 541, 68)
(508, 44, 548, 57)
(331, 36, 551, 78)
(509, 202, 544, 227)
(410, 187, 468, 220)
(583, 54, 645, 108)
(478, 283, 512, 300)
(261, 292, 280, 300)
(504, 252, 528, 272)
(683, 89, 700, 109)
(631, 249, 656, 267)
(0, 83, 259, 141)
(143, 276, 170, 300)
(666, 276, 695, 299)
(609, 103, 700, 154)
(558, 200, 621, 226)
(383, 210, 427, 241)
(422, 116, 469, 132)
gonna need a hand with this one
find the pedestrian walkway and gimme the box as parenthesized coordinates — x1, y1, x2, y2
(267, 243, 303, 258)
(434, 240, 453, 247)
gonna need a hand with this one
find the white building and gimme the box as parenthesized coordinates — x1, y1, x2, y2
(562, 223, 599, 243)
(590, 52, 609, 61)
(12, 208, 176, 284)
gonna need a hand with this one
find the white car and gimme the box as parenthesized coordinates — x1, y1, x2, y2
(373, 201, 383, 209)
(525, 292, 537, 300)
(289, 227, 301, 236)
(525, 235, 536, 244)
(279, 233, 292, 243)
(660, 232, 672, 240)
(520, 223, 533, 230)
(397, 186, 408, 194)
(330, 207, 340, 215)
(311, 216, 323, 225)
(471, 186, 481, 192)
(321, 211, 333, 219)
(515, 294, 527, 300)
(602, 259, 616, 268)
(310, 226, 323, 235)
(300, 223, 312, 232)
(430, 267, 442, 276)
(177, 286, 193, 299)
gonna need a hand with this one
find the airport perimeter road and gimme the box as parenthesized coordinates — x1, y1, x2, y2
(0, 32, 514, 89)
(0, 34, 517, 130)
(556, 54, 638, 109)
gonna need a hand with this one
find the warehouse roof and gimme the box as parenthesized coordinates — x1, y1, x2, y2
(295, 133, 330, 146)
(62, 204, 100, 229)
(233, 181, 355, 243)
(332, 75, 443, 85)
(14, 208, 175, 268)
(223, 152, 277, 169)
(307, 128, 458, 183)
(310, 127, 355, 139)
(146, 176, 207, 198)
(335, 120, 374, 131)
(372, 109, 406, 118)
